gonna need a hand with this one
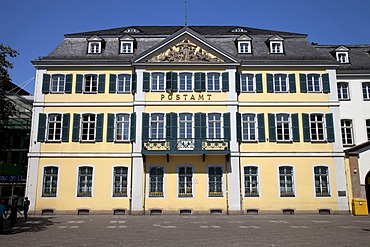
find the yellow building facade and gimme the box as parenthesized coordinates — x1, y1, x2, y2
(27, 26, 349, 215)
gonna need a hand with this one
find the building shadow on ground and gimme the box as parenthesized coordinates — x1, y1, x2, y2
(2, 217, 56, 235)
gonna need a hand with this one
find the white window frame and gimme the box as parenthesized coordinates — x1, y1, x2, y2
(278, 165, 295, 197)
(77, 166, 94, 197)
(240, 73, 256, 92)
(366, 119, 370, 141)
(151, 72, 165, 91)
(313, 166, 330, 197)
(238, 41, 251, 53)
(178, 113, 194, 150)
(81, 113, 96, 142)
(207, 165, 224, 197)
(207, 113, 222, 140)
(115, 113, 130, 142)
(42, 166, 59, 197)
(83, 74, 98, 93)
(242, 113, 257, 142)
(275, 113, 292, 142)
(88, 42, 101, 54)
(148, 166, 165, 198)
(179, 72, 193, 92)
(47, 113, 62, 142)
(362, 82, 370, 100)
(270, 41, 283, 54)
(309, 113, 326, 142)
(150, 113, 165, 140)
(120, 41, 133, 54)
(341, 119, 354, 146)
(177, 165, 193, 198)
(336, 52, 349, 63)
(337, 82, 350, 100)
(306, 74, 322, 93)
(273, 74, 289, 92)
(50, 74, 65, 93)
(207, 73, 221, 91)
(116, 74, 131, 93)
(112, 166, 128, 197)
(244, 166, 259, 197)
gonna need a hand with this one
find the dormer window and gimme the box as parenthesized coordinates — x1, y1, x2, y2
(268, 35, 284, 54)
(334, 46, 349, 64)
(119, 35, 135, 54)
(232, 28, 247, 33)
(236, 35, 252, 54)
(89, 42, 101, 54)
(124, 27, 140, 33)
(87, 35, 104, 54)
(336, 52, 349, 63)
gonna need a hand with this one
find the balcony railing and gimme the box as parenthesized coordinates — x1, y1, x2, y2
(142, 138, 230, 154)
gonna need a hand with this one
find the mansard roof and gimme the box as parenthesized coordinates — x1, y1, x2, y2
(32, 25, 336, 66)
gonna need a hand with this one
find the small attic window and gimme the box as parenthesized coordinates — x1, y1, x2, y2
(88, 42, 101, 54)
(119, 35, 135, 54)
(232, 28, 247, 33)
(336, 52, 349, 63)
(124, 28, 140, 33)
(270, 41, 283, 54)
(236, 35, 252, 54)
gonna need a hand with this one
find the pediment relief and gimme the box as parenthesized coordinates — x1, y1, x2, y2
(148, 39, 224, 63)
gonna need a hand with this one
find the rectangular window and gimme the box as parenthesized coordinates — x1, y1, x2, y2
(178, 166, 193, 197)
(207, 73, 220, 91)
(276, 114, 291, 141)
(150, 114, 165, 140)
(366, 119, 370, 141)
(279, 166, 294, 197)
(117, 74, 131, 93)
(240, 74, 255, 92)
(77, 167, 93, 197)
(51, 75, 65, 93)
(306, 74, 321, 92)
(274, 74, 288, 92)
(336, 52, 349, 63)
(113, 167, 128, 197)
(271, 42, 283, 53)
(310, 114, 325, 141)
(115, 114, 130, 141)
(88, 42, 101, 54)
(244, 166, 259, 197)
(47, 114, 62, 141)
(208, 166, 223, 197)
(242, 113, 257, 141)
(151, 73, 165, 91)
(84, 75, 98, 93)
(42, 166, 58, 197)
(81, 114, 96, 141)
(238, 42, 251, 53)
(149, 167, 164, 197)
(337, 82, 350, 100)
(121, 42, 132, 53)
(341, 119, 354, 145)
(179, 73, 192, 91)
(362, 82, 370, 100)
(314, 166, 330, 197)
(208, 113, 222, 139)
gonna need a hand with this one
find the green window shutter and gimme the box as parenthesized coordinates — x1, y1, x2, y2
(299, 74, 307, 93)
(143, 72, 150, 92)
(72, 114, 81, 142)
(289, 74, 296, 93)
(257, 113, 265, 142)
(267, 74, 273, 93)
(222, 72, 229, 92)
(292, 113, 300, 142)
(107, 113, 115, 142)
(256, 74, 263, 93)
(302, 113, 310, 142)
(172, 72, 178, 91)
(268, 113, 276, 142)
(37, 113, 47, 142)
(166, 113, 177, 140)
(322, 73, 330, 93)
(42, 74, 50, 94)
(166, 72, 178, 91)
(142, 113, 149, 140)
(194, 72, 205, 92)
(132, 73, 137, 94)
(76, 74, 83, 93)
(195, 113, 206, 139)
(236, 112, 241, 142)
(95, 114, 104, 142)
(109, 74, 117, 93)
(326, 113, 335, 142)
(223, 113, 230, 141)
(235, 72, 240, 93)
(201, 113, 207, 139)
(130, 113, 136, 142)
(98, 74, 106, 93)
(62, 113, 70, 142)
(65, 74, 73, 93)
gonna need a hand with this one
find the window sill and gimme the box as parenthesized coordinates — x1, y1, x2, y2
(339, 98, 351, 101)
(316, 194, 331, 197)
(241, 140, 258, 143)
(49, 91, 66, 94)
(245, 194, 259, 197)
(46, 140, 62, 143)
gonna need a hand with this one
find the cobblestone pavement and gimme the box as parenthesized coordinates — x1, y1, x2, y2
(1, 214, 369, 247)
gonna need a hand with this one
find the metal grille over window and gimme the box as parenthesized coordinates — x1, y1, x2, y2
(244, 166, 258, 197)
(149, 167, 164, 197)
(314, 166, 330, 197)
(209, 167, 223, 197)
(178, 167, 193, 197)
(77, 167, 93, 197)
(42, 166, 58, 197)
(113, 167, 128, 197)
(279, 166, 294, 197)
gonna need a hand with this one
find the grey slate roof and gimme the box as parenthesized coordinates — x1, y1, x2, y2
(33, 26, 337, 66)
(315, 45, 370, 74)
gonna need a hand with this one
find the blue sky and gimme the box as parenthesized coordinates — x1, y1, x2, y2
(1, 0, 370, 94)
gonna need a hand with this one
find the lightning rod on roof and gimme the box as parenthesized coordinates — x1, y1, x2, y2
(185, 0, 188, 26)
